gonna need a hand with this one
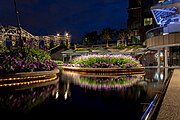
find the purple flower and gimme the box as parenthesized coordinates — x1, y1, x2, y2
(10, 66, 15, 71)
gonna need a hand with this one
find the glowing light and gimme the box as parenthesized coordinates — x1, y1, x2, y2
(55, 91, 59, 99)
(0, 74, 58, 87)
(160, 73, 164, 80)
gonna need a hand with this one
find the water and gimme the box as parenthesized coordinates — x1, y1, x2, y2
(0, 68, 172, 119)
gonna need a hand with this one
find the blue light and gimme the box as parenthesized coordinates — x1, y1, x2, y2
(151, 0, 180, 26)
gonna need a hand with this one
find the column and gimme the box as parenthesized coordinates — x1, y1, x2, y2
(164, 47, 168, 68)
(157, 49, 161, 67)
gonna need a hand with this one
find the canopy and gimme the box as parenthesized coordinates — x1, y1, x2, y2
(151, 0, 180, 25)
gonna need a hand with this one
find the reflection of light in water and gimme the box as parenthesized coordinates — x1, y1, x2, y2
(0, 83, 58, 111)
(154, 69, 164, 81)
(154, 72, 159, 81)
(55, 91, 59, 99)
(64, 91, 68, 100)
(62, 71, 144, 91)
(64, 81, 70, 100)
(52, 83, 59, 99)
(160, 73, 164, 80)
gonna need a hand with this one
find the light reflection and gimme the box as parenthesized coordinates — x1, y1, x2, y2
(0, 81, 59, 112)
(61, 70, 144, 91)
(55, 91, 59, 99)
(64, 81, 70, 100)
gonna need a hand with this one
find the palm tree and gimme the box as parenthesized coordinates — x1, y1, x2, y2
(101, 27, 114, 48)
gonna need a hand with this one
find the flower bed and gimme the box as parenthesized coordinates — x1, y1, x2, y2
(62, 54, 144, 73)
(0, 46, 58, 74)
(0, 46, 59, 87)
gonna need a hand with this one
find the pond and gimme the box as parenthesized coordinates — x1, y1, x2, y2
(0, 68, 172, 119)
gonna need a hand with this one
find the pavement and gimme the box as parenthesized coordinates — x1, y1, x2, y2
(156, 69, 180, 120)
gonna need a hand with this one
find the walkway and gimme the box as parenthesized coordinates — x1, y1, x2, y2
(156, 69, 180, 120)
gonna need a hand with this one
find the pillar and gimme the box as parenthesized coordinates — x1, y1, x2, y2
(164, 47, 168, 68)
(157, 49, 161, 67)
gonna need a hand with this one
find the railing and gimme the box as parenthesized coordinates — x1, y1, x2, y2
(145, 26, 164, 39)
(140, 69, 173, 120)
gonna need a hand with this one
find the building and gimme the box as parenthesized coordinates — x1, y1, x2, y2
(0, 25, 71, 49)
(145, 0, 180, 67)
(127, 0, 165, 45)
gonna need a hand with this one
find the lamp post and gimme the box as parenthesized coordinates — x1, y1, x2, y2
(13, 0, 23, 47)
(65, 32, 70, 49)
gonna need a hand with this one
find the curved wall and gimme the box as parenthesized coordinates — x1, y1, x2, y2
(146, 32, 180, 49)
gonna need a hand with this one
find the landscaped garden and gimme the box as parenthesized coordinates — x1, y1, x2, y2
(62, 54, 144, 73)
(0, 46, 58, 73)
(0, 46, 59, 88)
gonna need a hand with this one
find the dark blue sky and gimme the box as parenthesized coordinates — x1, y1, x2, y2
(0, 0, 128, 43)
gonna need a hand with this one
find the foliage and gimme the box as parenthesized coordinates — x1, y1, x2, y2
(64, 54, 142, 68)
(79, 75, 140, 87)
(74, 48, 87, 51)
(117, 45, 143, 50)
(0, 46, 58, 73)
(53, 60, 64, 65)
(117, 44, 126, 50)
(62, 71, 143, 90)
(82, 31, 100, 45)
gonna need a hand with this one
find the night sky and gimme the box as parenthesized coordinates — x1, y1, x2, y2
(0, 0, 128, 43)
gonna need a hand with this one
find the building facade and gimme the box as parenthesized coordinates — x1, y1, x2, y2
(0, 25, 71, 49)
(145, 0, 180, 67)
(127, 0, 164, 44)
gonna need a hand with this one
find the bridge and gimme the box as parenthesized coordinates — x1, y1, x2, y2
(0, 25, 71, 54)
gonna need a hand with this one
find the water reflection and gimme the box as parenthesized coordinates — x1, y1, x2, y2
(0, 68, 172, 119)
(0, 79, 59, 114)
(61, 70, 144, 90)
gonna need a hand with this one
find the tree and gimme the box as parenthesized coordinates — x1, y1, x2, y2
(101, 27, 114, 48)
(115, 29, 131, 46)
(82, 31, 100, 45)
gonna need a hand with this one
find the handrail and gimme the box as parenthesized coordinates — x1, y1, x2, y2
(141, 95, 159, 120)
(140, 69, 173, 120)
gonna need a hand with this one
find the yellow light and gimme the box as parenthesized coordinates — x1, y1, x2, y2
(0, 74, 58, 87)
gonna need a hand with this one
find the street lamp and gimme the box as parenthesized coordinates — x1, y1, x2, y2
(65, 32, 69, 49)
(13, 0, 23, 47)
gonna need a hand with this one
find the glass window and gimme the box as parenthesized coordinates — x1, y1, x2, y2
(144, 18, 153, 26)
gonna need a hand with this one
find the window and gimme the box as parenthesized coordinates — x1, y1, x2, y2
(158, 0, 164, 3)
(144, 18, 153, 26)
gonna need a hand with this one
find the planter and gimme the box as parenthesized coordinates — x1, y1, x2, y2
(0, 69, 59, 78)
(0, 69, 60, 88)
(61, 66, 145, 74)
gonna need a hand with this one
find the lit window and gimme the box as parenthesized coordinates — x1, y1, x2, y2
(144, 18, 153, 26)
(158, 0, 164, 3)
